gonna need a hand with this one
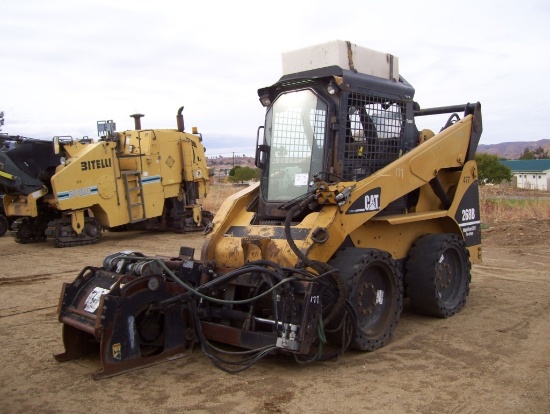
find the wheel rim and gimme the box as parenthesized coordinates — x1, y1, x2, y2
(437, 247, 461, 303)
(354, 262, 396, 337)
(85, 222, 99, 237)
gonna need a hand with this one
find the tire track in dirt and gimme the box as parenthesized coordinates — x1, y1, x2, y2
(0, 304, 57, 319)
(0, 270, 81, 286)
(0, 269, 81, 286)
(1, 220, 549, 413)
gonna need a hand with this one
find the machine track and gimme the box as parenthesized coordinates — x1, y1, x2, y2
(45, 217, 102, 247)
(11, 217, 48, 244)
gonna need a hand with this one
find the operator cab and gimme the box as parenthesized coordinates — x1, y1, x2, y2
(254, 41, 418, 221)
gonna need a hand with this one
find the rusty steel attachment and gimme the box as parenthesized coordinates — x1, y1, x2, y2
(55, 254, 197, 379)
(55, 246, 356, 378)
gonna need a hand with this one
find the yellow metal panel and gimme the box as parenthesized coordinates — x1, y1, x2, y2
(410, 118, 471, 181)
(70, 210, 86, 235)
(370, 210, 448, 224)
(349, 217, 454, 259)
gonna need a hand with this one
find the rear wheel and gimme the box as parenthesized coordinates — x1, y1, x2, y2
(347, 249, 403, 351)
(405, 233, 471, 318)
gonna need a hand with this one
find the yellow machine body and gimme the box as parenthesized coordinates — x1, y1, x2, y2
(203, 115, 481, 268)
(51, 129, 209, 229)
(4, 108, 211, 246)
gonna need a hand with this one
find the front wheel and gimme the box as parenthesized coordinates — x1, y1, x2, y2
(347, 249, 403, 351)
(405, 233, 471, 318)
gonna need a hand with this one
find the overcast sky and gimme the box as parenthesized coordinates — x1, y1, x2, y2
(1, 0, 549, 157)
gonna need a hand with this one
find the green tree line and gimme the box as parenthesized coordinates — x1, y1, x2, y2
(228, 166, 260, 184)
(475, 154, 512, 185)
(518, 146, 549, 160)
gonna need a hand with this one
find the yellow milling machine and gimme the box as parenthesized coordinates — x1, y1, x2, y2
(3, 107, 212, 247)
(55, 41, 483, 378)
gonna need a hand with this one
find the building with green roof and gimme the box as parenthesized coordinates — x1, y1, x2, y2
(499, 159, 550, 190)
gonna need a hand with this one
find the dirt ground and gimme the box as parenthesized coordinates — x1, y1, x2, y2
(0, 220, 549, 414)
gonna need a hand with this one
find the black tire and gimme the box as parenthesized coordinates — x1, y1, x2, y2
(405, 233, 471, 318)
(13, 217, 35, 243)
(0, 214, 8, 237)
(346, 249, 403, 351)
(108, 224, 129, 232)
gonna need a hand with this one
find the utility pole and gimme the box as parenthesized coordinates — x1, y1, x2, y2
(232, 152, 235, 169)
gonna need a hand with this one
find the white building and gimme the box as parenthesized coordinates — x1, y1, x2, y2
(500, 159, 550, 191)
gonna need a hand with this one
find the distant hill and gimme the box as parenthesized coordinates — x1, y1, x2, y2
(477, 139, 550, 159)
(206, 141, 550, 166)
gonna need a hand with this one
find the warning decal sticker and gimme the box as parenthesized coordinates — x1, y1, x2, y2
(84, 287, 110, 313)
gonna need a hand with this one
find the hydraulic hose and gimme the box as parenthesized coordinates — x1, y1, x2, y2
(117, 255, 296, 307)
(283, 195, 347, 325)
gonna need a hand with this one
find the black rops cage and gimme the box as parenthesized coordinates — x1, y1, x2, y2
(343, 92, 405, 180)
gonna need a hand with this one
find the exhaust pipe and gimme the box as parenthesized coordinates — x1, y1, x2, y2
(130, 113, 144, 130)
(177, 106, 184, 132)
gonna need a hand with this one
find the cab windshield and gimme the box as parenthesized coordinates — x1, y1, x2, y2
(262, 90, 327, 202)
